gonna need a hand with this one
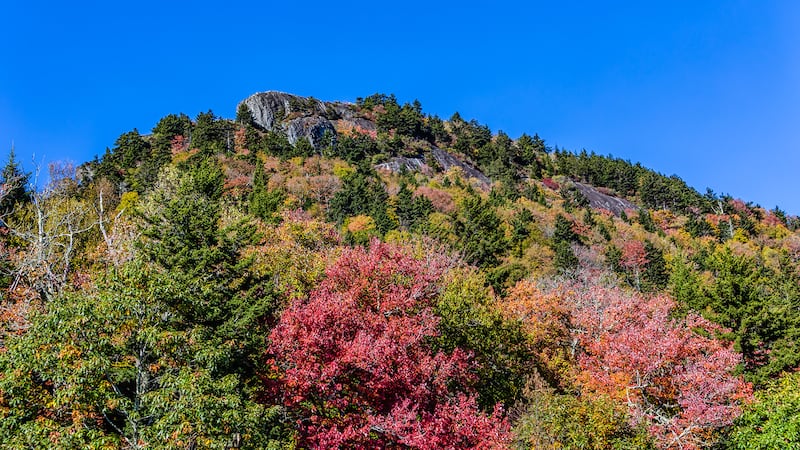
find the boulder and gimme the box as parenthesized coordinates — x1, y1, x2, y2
(286, 116, 337, 148)
(241, 91, 375, 149)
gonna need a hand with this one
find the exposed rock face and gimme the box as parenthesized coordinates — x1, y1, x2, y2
(375, 157, 432, 175)
(239, 92, 488, 190)
(241, 91, 327, 130)
(431, 148, 491, 187)
(573, 181, 639, 215)
(285, 116, 336, 149)
(240, 91, 352, 148)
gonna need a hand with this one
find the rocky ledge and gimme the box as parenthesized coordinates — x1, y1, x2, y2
(239, 91, 376, 149)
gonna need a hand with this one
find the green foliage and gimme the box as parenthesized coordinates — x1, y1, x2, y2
(553, 241, 579, 274)
(513, 390, 655, 449)
(428, 114, 451, 145)
(511, 209, 534, 257)
(249, 161, 284, 223)
(522, 182, 547, 205)
(560, 185, 589, 212)
(452, 116, 492, 161)
(192, 110, 234, 155)
(606, 244, 622, 272)
(137, 163, 278, 372)
(0, 261, 288, 449)
(550, 215, 582, 275)
(679, 246, 800, 384)
(327, 169, 396, 234)
(114, 129, 151, 170)
(395, 181, 432, 230)
(254, 130, 293, 158)
(152, 113, 192, 138)
(453, 194, 506, 267)
(236, 103, 254, 126)
(642, 241, 668, 291)
(554, 149, 708, 212)
(728, 372, 800, 449)
(638, 208, 656, 233)
(554, 214, 580, 244)
(669, 255, 704, 311)
(292, 137, 314, 157)
(336, 132, 380, 163)
(433, 270, 534, 409)
(0, 148, 30, 215)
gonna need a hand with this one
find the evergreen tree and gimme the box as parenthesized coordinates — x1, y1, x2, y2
(0, 261, 287, 448)
(0, 148, 30, 216)
(511, 209, 533, 257)
(642, 241, 668, 291)
(554, 241, 579, 274)
(453, 195, 506, 267)
(328, 170, 396, 233)
(138, 162, 277, 371)
(554, 214, 580, 244)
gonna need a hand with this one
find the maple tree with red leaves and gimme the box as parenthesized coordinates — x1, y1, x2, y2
(264, 241, 510, 449)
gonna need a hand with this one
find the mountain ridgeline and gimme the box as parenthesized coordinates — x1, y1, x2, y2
(0, 91, 798, 449)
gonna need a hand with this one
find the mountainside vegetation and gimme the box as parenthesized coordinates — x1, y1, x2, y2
(1, 91, 798, 449)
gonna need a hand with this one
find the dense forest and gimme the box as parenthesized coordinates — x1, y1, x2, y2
(1, 91, 798, 449)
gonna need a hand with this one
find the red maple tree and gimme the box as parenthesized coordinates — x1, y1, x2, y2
(265, 241, 510, 449)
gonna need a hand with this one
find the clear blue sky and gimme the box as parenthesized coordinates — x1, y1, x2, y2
(2, 1, 798, 212)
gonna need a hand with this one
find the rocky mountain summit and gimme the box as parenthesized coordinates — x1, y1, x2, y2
(239, 91, 375, 149)
(239, 91, 497, 186)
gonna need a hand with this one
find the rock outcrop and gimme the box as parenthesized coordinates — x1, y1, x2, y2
(572, 181, 639, 215)
(431, 148, 491, 187)
(240, 91, 355, 148)
(375, 157, 431, 175)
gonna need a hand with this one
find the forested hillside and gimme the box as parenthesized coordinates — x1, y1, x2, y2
(1, 91, 798, 449)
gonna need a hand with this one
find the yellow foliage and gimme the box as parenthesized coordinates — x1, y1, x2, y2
(761, 246, 782, 272)
(345, 215, 376, 234)
(732, 228, 749, 243)
(248, 211, 341, 300)
(116, 191, 139, 215)
(384, 229, 413, 244)
(332, 161, 355, 179)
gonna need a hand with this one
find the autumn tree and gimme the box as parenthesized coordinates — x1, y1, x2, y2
(506, 278, 752, 449)
(265, 242, 510, 448)
(570, 286, 750, 449)
(0, 259, 287, 449)
(620, 240, 648, 290)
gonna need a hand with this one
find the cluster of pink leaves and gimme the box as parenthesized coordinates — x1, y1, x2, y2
(414, 186, 455, 214)
(266, 241, 510, 449)
(620, 240, 648, 272)
(564, 284, 752, 449)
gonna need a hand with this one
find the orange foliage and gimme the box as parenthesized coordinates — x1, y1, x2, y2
(503, 280, 575, 388)
(233, 127, 249, 156)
